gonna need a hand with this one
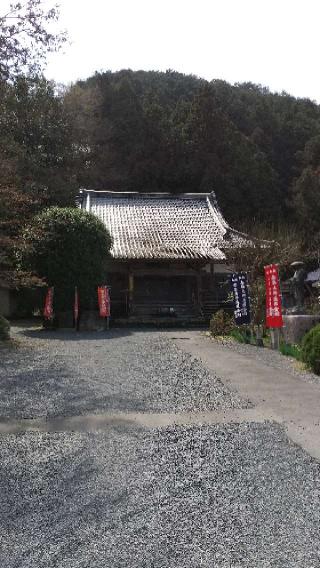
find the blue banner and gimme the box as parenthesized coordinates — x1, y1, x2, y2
(230, 272, 251, 325)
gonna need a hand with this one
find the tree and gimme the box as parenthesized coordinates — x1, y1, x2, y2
(182, 85, 280, 221)
(0, 76, 80, 205)
(19, 207, 113, 311)
(290, 135, 320, 243)
(0, 0, 66, 80)
(291, 167, 320, 235)
(0, 185, 41, 287)
(0, 1, 69, 292)
(0, 76, 82, 289)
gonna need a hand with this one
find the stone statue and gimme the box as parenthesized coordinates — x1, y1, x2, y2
(288, 261, 307, 313)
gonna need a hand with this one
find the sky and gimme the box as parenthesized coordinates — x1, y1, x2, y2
(13, 0, 320, 101)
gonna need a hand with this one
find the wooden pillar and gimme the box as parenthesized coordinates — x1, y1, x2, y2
(197, 270, 202, 315)
(128, 271, 134, 315)
(270, 328, 280, 350)
(210, 262, 215, 292)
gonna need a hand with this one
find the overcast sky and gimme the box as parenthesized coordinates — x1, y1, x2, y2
(23, 0, 320, 102)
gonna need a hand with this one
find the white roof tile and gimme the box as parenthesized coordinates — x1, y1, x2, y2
(80, 190, 246, 261)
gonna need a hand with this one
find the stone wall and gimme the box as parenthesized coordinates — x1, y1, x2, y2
(282, 315, 320, 344)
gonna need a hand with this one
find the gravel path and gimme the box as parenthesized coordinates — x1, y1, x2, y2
(0, 326, 250, 418)
(0, 422, 320, 567)
(212, 335, 320, 385)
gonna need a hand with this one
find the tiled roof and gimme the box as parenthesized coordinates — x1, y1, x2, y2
(79, 190, 247, 261)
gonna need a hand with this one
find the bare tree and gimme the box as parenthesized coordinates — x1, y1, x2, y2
(227, 222, 303, 326)
(0, 0, 67, 80)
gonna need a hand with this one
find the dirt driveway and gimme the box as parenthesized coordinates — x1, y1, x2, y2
(0, 323, 320, 567)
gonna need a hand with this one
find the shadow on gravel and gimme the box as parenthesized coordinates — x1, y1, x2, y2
(0, 359, 159, 419)
(1, 424, 320, 567)
(0, 429, 155, 567)
(3, 323, 250, 419)
(12, 321, 205, 343)
(17, 328, 134, 341)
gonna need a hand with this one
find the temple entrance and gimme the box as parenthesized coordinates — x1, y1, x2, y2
(132, 275, 198, 318)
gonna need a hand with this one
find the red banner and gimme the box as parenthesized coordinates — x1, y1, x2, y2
(74, 286, 79, 325)
(98, 286, 110, 317)
(43, 287, 54, 319)
(264, 264, 283, 328)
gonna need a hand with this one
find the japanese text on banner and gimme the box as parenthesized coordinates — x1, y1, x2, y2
(74, 286, 79, 325)
(98, 286, 110, 317)
(230, 272, 251, 325)
(264, 264, 283, 328)
(43, 287, 54, 319)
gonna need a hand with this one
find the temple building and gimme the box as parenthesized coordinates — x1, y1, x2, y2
(78, 189, 248, 323)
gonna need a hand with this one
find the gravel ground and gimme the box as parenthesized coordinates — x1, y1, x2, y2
(0, 326, 251, 418)
(0, 422, 320, 567)
(1, 324, 320, 567)
(211, 334, 320, 385)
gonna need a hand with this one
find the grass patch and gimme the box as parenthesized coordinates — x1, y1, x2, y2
(279, 341, 302, 361)
(229, 328, 248, 343)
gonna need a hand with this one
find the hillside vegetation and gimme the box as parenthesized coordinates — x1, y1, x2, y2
(67, 70, 320, 228)
(1, 69, 320, 285)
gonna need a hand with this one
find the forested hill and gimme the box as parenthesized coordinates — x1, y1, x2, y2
(2, 70, 320, 235)
(66, 70, 320, 229)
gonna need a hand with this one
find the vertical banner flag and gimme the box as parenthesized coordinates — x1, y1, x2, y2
(43, 287, 54, 319)
(98, 286, 110, 317)
(74, 286, 79, 326)
(230, 272, 251, 325)
(264, 264, 283, 328)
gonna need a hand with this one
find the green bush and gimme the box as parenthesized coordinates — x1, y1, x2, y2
(0, 315, 10, 340)
(209, 309, 234, 337)
(301, 324, 320, 374)
(18, 207, 112, 312)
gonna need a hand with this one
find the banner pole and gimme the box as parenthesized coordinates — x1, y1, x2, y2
(270, 327, 280, 350)
(74, 286, 79, 332)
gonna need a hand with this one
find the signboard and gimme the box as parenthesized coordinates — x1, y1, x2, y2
(43, 287, 54, 319)
(74, 286, 79, 326)
(230, 272, 251, 325)
(98, 286, 110, 317)
(264, 264, 283, 328)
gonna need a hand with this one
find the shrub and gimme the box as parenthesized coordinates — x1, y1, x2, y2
(19, 207, 112, 312)
(210, 309, 234, 337)
(301, 324, 320, 374)
(0, 315, 10, 340)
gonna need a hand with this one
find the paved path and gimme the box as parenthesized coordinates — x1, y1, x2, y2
(0, 324, 320, 567)
(174, 330, 320, 461)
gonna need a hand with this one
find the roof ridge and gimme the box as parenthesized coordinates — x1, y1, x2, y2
(206, 192, 230, 236)
(78, 189, 211, 198)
